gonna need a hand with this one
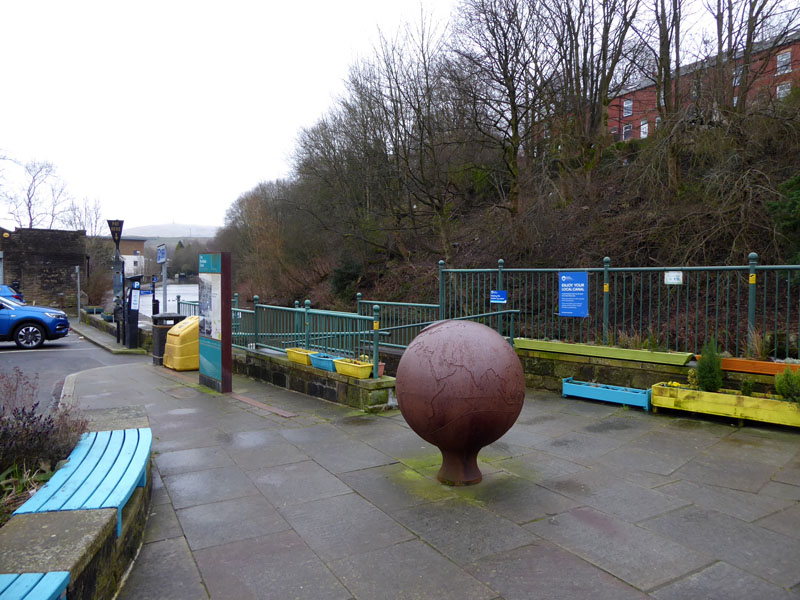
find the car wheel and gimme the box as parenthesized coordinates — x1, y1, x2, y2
(14, 323, 45, 349)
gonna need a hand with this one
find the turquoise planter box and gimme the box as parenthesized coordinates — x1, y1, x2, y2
(309, 353, 343, 372)
(562, 377, 651, 411)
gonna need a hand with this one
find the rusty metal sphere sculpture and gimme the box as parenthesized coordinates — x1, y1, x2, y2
(396, 320, 525, 486)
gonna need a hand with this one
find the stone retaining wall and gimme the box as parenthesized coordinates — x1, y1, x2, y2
(516, 347, 775, 392)
(233, 348, 395, 412)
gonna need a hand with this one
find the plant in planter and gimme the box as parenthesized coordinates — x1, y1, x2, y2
(741, 376, 755, 397)
(652, 339, 800, 428)
(697, 339, 723, 392)
(775, 367, 800, 403)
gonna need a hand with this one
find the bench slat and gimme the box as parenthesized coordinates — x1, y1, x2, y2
(84, 429, 139, 509)
(13, 433, 95, 515)
(37, 431, 112, 512)
(61, 430, 125, 510)
(0, 572, 69, 600)
(100, 428, 152, 535)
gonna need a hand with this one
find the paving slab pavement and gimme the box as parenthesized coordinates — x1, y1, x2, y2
(58, 325, 800, 599)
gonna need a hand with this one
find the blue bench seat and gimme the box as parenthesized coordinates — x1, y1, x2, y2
(14, 428, 152, 537)
(0, 572, 69, 600)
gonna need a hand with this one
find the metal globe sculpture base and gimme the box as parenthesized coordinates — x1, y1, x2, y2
(396, 320, 525, 486)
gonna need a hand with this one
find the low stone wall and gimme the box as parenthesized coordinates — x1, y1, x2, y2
(233, 348, 395, 412)
(516, 347, 775, 392)
(80, 311, 153, 352)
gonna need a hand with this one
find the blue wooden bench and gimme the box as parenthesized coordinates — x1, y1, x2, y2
(0, 572, 68, 600)
(14, 428, 152, 537)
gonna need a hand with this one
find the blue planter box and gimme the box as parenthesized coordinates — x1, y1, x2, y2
(562, 377, 651, 411)
(309, 353, 343, 372)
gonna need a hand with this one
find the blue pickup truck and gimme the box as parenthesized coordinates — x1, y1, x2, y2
(0, 296, 70, 349)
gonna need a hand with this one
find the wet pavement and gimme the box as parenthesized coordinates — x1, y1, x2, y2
(66, 321, 800, 599)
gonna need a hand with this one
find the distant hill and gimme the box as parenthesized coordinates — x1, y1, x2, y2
(124, 224, 218, 238)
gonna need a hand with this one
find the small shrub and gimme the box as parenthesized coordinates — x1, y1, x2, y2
(747, 326, 770, 360)
(697, 339, 723, 392)
(775, 368, 800, 403)
(741, 377, 755, 397)
(0, 367, 87, 477)
(687, 368, 699, 389)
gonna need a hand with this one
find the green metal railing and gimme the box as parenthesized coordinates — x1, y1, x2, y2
(178, 296, 384, 378)
(356, 293, 519, 348)
(356, 294, 440, 349)
(439, 255, 800, 357)
(176, 296, 199, 316)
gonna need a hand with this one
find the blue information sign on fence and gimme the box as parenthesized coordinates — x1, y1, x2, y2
(490, 290, 507, 304)
(559, 272, 589, 317)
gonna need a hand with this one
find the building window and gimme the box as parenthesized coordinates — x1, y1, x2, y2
(610, 127, 619, 141)
(623, 99, 633, 116)
(777, 51, 791, 75)
(622, 123, 632, 140)
(733, 95, 738, 106)
(777, 82, 791, 99)
(733, 66, 743, 86)
(691, 80, 702, 99)
(659, 89, 665, 108)
(640, 120, 649, 139)
(655, 116, 662, 129)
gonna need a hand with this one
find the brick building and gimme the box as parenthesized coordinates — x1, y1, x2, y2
(0, 227, 87, 310)
(608, 32, 800, 141)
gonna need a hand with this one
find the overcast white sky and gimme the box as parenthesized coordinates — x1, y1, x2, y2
(0, 1, 456, 232)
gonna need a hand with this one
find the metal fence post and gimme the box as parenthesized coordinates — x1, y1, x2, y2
(233, 292, 238, 308)
(373, 305, 381, 379)
(253, 295, 259, 348)
(603, 257, 611, 345)
(356, 292, 362, 314)
(176, 294, 181, 313)
(438, 260, 445, 321)
(748, 252, 758, 347)
(304, 299, 311, 350)
(497, 259, 504, 335)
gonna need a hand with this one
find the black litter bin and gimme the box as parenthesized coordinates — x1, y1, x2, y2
(152, 313, 187, 366)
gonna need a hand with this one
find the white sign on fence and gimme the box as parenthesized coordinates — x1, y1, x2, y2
(664, 271, 683, 285)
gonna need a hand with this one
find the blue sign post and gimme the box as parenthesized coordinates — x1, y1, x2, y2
(559, 272, 589, 317)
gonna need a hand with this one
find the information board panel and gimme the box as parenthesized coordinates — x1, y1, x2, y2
(198, 253, 231, 393)
(559, 271, 589, 317)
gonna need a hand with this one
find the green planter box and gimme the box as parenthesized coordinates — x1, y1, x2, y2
(514, 339, 693, 365)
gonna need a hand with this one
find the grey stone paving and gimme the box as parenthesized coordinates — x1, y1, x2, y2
(66, 361, 800, 599)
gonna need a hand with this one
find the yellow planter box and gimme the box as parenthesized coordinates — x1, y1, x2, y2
(333, 358, 373, 379)
(285, 348, 317, 365)
(651, 382, 800, 428)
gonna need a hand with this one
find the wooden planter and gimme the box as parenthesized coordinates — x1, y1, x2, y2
(562, 377, 650, 410)
(719, 357, 800, 376)
(651, 382, 800, 427)
(514, 339, 693, 365)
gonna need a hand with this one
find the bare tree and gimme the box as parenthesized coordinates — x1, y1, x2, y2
(543, 0, 641, 143)
(703, 0, 800, 112)
(3, 160, 70, 228)
(450, 0, 550, 215)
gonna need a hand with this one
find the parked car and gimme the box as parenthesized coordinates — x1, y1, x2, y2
(0, 296, 70, 349)
(0, 284, 24, 303)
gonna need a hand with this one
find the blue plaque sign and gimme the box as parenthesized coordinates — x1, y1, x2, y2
(559, 272, 589, 317)
(490, 290, 508, 304)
